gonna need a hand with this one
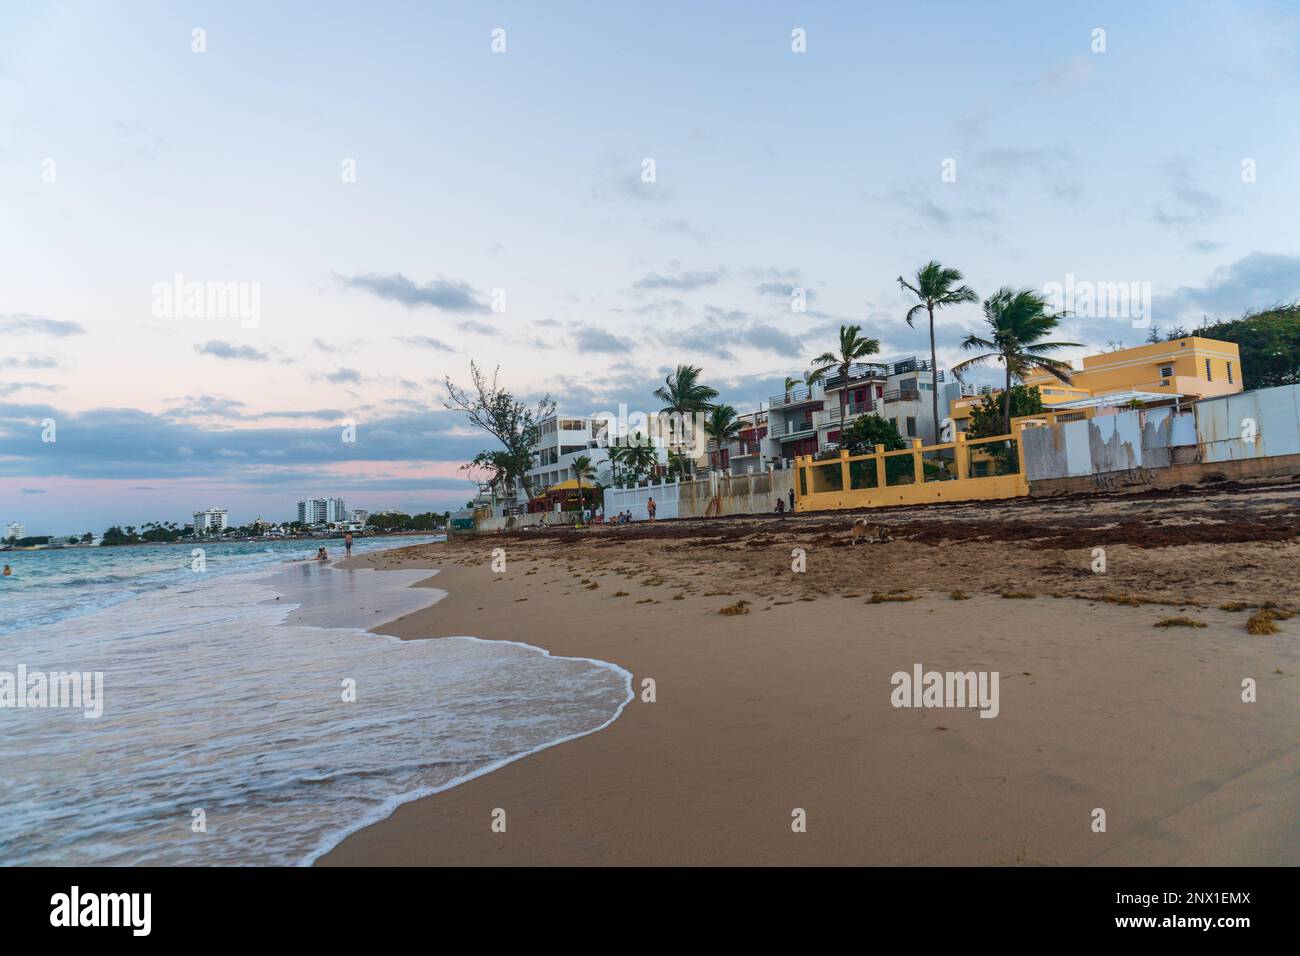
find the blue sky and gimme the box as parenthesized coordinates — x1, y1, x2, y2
(2, 0, 1299, 532)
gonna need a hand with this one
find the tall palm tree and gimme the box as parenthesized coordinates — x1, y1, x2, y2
(783, 376, 799, 402)
(653, 364, 718, 477)
(951, 287, 1081, 434)
(570, 454, 597, 516)
(704, 404, 743, 470)
(898, 261, 978, 444)
(809, 324, 882, 423)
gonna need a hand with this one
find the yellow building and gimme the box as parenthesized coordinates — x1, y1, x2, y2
(1024, 336, 1242, 400)
(950, 336, 1243, 427)
(949, 382, 1089, 432)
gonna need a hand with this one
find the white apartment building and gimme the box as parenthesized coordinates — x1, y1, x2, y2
(192, 508, 229, 534)
(348, 509, 369, 526)
(811, 357, 959, 451)
(520, 414, 612, 498)
(719, 410, 782, 475)
(298, 498, 346, 527)
(5, 521, 24, 541)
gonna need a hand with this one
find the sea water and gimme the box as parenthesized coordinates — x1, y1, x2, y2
(0, 539, 631, 865)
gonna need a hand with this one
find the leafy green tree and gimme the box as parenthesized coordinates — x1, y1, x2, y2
(1194, 304, 1300, 390)
(952, 288, 1080, 434)
(444, 361, 555, 499)
(967, 385, 1044, 439)
(898, 261, 978, 444)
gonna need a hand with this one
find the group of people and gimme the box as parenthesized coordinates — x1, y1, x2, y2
(606, 497, 656, 525)
(774, 488, 796, 515)
(315, 532, 354, 562)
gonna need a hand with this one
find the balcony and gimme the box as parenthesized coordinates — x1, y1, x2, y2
(814, 400, 875, 429)
(883, 388, 921, 404)
(821, 363, 889, 391)
(772, 418, 815, 439)
(729, 440, 764, 458)
(769, 385, 822, 409)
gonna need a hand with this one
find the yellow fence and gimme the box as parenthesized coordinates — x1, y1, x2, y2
(793, 433, 1028, 512)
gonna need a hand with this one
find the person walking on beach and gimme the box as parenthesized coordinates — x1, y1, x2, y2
(646, 497, 656, 523)
(788, 487, 795, 512)
(344, 531, 353, 557)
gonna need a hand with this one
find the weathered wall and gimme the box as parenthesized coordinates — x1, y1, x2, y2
(1022, 406, 1195, 481)
(603, 469, 795, 521)
(1195, 383, 1300, 462)
(1022, 384, 1300, 484)
(1028, 450, 1300, 496)
(475, 511, 578, 533)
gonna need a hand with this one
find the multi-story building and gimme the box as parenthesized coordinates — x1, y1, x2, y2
(767, 381, 825, 464)
(1023, 335, 1242, 402)
(4, 521, 24, 541)
(192, 508, 229, 534)
(348, 509, 369, 526)
(951, 336, 1244, 432)
(810, 357, 954, 450)
(721, 410, 780, 475)
(521, 414, 612, 497)
(297, 498, 346, 527)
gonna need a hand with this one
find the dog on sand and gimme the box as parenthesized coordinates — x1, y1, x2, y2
(849, 517, 891, 546)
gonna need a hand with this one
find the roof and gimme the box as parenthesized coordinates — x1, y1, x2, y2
(539, 478, 598, 492)
(1050, 389, 1183, 410)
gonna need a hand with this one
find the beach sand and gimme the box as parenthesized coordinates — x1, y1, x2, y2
(319, 478, 1300, 866)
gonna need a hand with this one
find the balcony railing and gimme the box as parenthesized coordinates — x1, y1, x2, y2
(814, 400, 875, 428)
(730, 440, 763, 457)
(821, 363, 889, 391)
(883, 388, 921, 404)
(769, 385, 818, 408)
(772, 419, 815, 438)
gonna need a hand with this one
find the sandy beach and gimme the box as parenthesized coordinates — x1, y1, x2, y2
(319, 478, 1299, 866)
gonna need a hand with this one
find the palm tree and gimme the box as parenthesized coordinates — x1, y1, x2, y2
(951, 287, 1081, 434)
(704, 404, 743, 470)
(570, 454, 597, 517)
(809, 324, 882, 423)
(653, 364, 718, 477)
(898, 261, 978, 444)
(782, 376, 799, 402)
(614, 441, 659, 483)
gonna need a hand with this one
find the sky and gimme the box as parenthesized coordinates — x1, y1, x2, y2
(2, 0, 1300, 533)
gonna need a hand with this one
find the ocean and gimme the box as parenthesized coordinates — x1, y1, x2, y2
(0, 538, 632, 865)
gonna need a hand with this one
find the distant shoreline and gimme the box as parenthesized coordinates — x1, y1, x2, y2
(1, 530, 442, 551)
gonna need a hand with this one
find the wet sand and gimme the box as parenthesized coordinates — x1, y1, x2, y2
(319, 479, 1300, 866)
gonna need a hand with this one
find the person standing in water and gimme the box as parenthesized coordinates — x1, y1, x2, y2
(2, 564, 11, 576)
(344, 531, 353, 557)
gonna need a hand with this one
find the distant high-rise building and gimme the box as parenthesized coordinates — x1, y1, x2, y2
(192, 508, 229, 534)
(5, 521, 24, 541)
(297, 498, 346, 526)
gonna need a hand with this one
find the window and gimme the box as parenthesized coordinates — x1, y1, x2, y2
(1159, 364, 1173, 378)
(1205, 358, 1212, 381)
(905, 416, 917, 437)
(560, 419, 587, 431)
(1227, 361, 1234, 384)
